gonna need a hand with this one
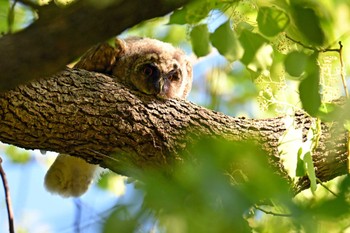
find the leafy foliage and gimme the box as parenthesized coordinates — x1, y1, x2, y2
(210, 20, 243, 62)
(190, 24, 210, 57)
(257, 6, 289, 37)
(284, 51, 308, 78)
(298, 53, 321, 116)
(105, 0, 350, 232)
(103, 139, 289, 233)
(175, 0, 345, 116)
(290, 2, 326, 46)
(103, 139, 350, 233)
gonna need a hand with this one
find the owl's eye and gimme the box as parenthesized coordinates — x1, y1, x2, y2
(142, 64, 159, 79)
(168, 70, 180, 81)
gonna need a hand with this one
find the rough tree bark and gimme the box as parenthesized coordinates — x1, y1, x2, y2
(0, 0, 189, 91)
(0, 68, 348, 193)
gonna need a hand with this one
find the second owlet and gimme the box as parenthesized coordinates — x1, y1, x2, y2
(44, 37, 193, 197)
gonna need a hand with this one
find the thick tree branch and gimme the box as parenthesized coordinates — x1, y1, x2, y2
(0, 0, 189, 91)
(0, 68, 348, 192)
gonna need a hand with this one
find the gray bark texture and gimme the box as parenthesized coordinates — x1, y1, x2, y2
(0, 68, 348, 193)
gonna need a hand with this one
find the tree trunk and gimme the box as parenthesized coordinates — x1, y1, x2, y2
(0, 68, 347, 192)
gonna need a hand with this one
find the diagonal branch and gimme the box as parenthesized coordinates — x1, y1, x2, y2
(0, 158, 15, 233)
(0, 68, 348, 193)
(0, 0, 189, 91)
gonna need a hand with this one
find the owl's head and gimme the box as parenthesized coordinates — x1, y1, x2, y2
(112, 37, 193, 99)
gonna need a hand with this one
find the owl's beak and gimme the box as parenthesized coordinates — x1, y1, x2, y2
(154, 70, 176, 97)
(154, 77, 167, 94)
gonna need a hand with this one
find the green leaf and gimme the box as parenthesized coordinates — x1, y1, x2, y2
(239, 29, 268, 66)
(303, 152, 317, 192)
(238, 29, 272, 73)
(295, 148, 306, 177)
(97, 173, 126, 196)
(168, 1, 213, 25)
(190, 24, 210, 57)
(0, 0, 10, 34)
(291, 4, 325, 46)
(257, 7, 290, 37)
(299, 53, 321, 116)
(103, 207, 138, 233)
(168, 8, 187, 25)
(185, 2, 212, 24)
(236, 21, 254, 33)
(210, 21, 244, 62)
(5, 145, 31, 164)
(284, 51, 308, 78)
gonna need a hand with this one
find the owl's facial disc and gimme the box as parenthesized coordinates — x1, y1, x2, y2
(132, 61, 182, 98)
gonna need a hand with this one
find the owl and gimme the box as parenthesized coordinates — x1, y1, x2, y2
(44, 37, 193, 197)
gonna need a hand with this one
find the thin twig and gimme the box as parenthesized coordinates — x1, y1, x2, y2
(0, 157, 15, 233)
(316, 178, 339, 197)
(285, 34, 316, 51)
(253, 205, 292, 217)
(74, 198, 82, 233)
(285, 34, 340, 53)
(286, 35, 348, 98)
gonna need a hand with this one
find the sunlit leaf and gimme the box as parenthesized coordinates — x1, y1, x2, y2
(247, 44, 273, 72)
(190, 24, 210, 57)
(257, 7, 290, 37)
(210, 20, 243, 62)
(303, 152, 317, 192)
(97, 172, 126, 196)
(0, 0, 10, 34)
(295, 148, 306, 176)
(239, 29, 268, 66)
(236, 21, 254, 33)
(284, 51, 308, 78)
(4, 145, 31, 164)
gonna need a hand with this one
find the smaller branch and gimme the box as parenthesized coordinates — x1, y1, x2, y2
(285, 35, 348, 96)
(74, 198, 82, 233)
(316, 178, 338, 197)
(285, 34, 341, 53)
(253, 205, 292, 217)
(285, 34, 316, 51)
(0, 157, 15, 233)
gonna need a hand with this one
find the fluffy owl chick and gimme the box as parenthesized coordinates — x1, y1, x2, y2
(75, 37, 193, 98)
(44, 37, 193, 197)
